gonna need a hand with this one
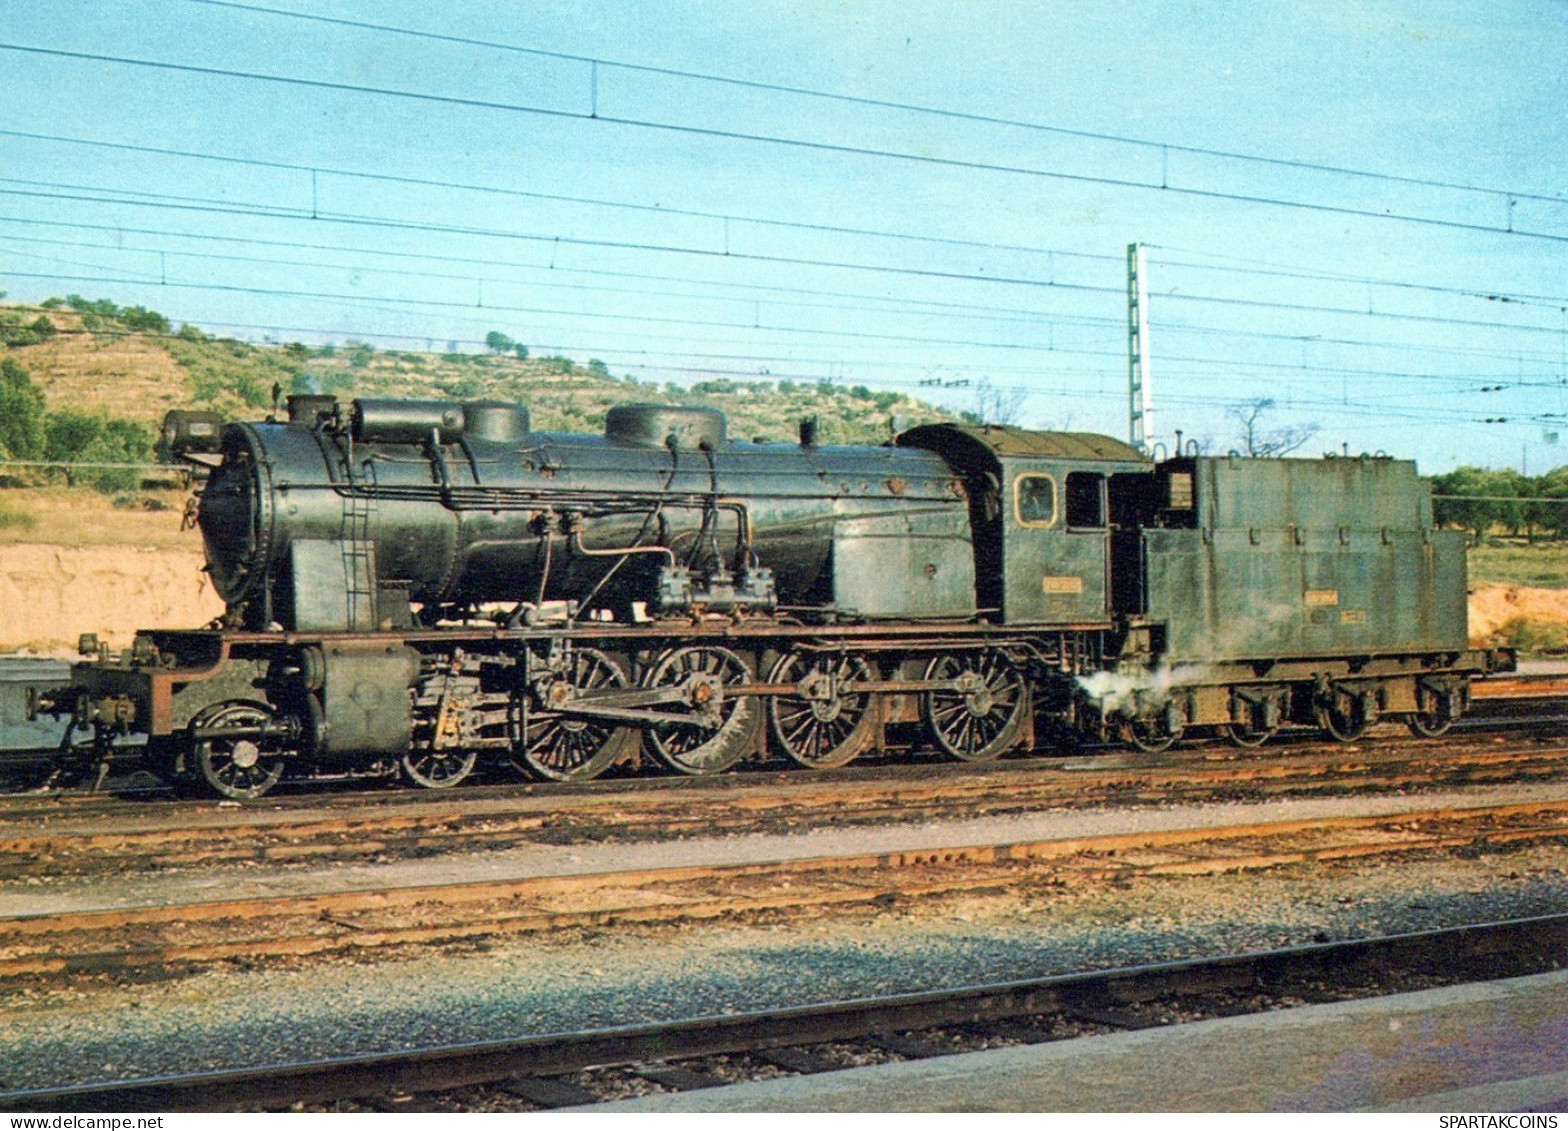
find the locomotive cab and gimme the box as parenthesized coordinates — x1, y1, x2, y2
(896, 424, 1152, 625)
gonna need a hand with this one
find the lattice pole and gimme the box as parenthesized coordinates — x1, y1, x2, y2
(1127, 242, 1153, 452)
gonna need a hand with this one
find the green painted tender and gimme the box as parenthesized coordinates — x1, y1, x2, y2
(1143, 455, 1468, 663)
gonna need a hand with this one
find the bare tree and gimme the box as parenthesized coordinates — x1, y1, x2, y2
(975, 379, 1026, 426)
(1226, 398, 1319, 457)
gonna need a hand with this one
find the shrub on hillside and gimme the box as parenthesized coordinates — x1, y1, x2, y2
(166, 333, 301, 411)
(120, 306, 170, 334)
(437, 377, 482, 398)
(64, 295, 169, 336)
(231, 373, 269, 407)
(0, 358, 46, 459)
(0, 311, 57, 347)
(44, 410, 152, 492)
(66, 294, 120, 320)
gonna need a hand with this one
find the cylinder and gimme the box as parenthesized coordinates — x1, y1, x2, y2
(353, 399, 465, 444)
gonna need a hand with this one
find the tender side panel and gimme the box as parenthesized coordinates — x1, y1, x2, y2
(1146, 457, 1468, 664)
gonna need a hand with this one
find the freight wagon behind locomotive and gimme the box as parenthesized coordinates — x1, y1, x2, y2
(34, 395, 1507, 798)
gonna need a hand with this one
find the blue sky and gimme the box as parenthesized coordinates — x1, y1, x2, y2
(2, 1, 1566, 472)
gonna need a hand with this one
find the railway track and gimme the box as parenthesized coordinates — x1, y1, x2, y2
(4, 723, 1568, 883)
(4, 912, 1564, 1112)
(5, 794, 1567, 982)
(2, 676, 1565, 1112)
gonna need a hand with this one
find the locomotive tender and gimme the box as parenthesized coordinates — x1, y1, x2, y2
(38, 394, 1506, 798)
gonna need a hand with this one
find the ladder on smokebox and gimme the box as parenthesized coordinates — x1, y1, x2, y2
(339, 488, 376, 631)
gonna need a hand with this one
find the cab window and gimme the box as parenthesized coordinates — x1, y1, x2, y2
(1014, 474, 1056, 527)
(1065, 472, 1106, 528)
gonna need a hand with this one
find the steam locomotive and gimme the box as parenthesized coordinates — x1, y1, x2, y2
(35, 395, 1507, 798)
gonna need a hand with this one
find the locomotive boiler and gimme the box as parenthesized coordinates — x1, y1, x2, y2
(198, 396, 976, 632)
(36, 395, 1509, 799)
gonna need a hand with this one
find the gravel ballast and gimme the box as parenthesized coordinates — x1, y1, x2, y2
(2, 807, 1566, 1094)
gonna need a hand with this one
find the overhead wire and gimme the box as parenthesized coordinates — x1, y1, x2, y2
(189, 0, 1568, 212)
(6, 178, 1568, 347)
(7, 216, 1563, 382)
(2, 40, 1566, 243)
(9, 126, 1567, 318)
(9, 226, 1566, 377)
(1151, 243, 1568, 312)
(4, 14, 1564, 446)
(8, 265, 1554, 417)
(0, 128, 1118, 269)
(0, 179, 1127, 297)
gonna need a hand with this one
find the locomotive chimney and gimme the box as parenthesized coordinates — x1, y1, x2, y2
(799, 416, 818, 448)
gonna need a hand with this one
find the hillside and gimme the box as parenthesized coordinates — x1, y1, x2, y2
(0, 298, 951, 446)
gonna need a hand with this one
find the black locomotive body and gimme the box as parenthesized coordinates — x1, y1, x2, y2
(38, 396, 1508, 798)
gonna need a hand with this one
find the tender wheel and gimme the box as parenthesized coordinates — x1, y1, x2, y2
(508, 648, 637, 781)
(1223, 721, 1275, 749)
(768, 652, 877, 769)
(1407, 684, 1462, 738)
(643, 645, 760, 775)
(922, 650, 1028, 763)
(190, 700, 288, 800)
(402, 747, 477, 789)
(1316, 693, 1370, 742)
(1122, 715, 1182, 754)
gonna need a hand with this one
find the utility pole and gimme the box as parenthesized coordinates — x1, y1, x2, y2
(1127, 242, 1153, 452)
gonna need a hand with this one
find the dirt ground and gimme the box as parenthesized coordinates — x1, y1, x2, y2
(0, 543, 223, 654)
(1467, 582, 1568, 641)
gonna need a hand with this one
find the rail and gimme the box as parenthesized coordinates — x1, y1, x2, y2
(4, 913, 1565, 1112)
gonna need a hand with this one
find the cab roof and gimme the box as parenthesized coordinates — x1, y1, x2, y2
(896, 423, 1149, 464)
